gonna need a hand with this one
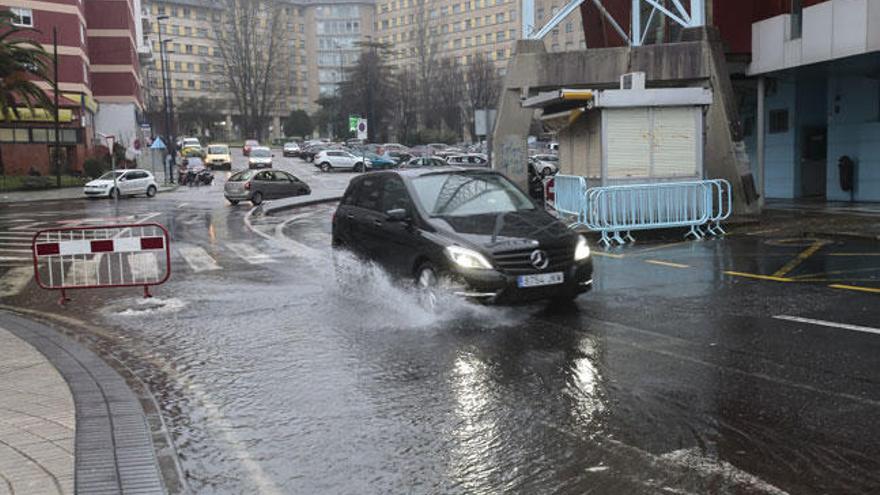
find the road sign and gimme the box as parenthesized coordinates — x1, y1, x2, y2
(474, 109, 497, 136)
(357, 119, 368, 140)
(349, 115, 360, 132)
(150, 137, 167, 150)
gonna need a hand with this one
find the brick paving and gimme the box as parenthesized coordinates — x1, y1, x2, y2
(0, 327, 75, 495)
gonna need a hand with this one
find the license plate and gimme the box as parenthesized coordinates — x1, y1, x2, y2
(517, 272, 564, 288)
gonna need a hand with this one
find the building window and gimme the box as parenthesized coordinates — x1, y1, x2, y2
(11, 8, 33, 27)
(565, 22, 572, 33)
(185, 44, 193, 54)
(157, 5, 165, 15)
(80, 23, 85, 45)
(187, 80, 195, 88)
(83, 62, 88, 83)
(769, 109, 789, 133)
(791, 0, 802, 39)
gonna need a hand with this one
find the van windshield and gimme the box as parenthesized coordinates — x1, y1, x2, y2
(410, 172, 534, 217)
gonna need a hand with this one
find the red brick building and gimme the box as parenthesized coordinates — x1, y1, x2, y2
(0, 0, 144, 175)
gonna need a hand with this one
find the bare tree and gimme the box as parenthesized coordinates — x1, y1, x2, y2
(435, 57, 465, 139)
(464, 53, 501, 139)
(393, 67, 420, 142)
(412, 0, 443, 128)
(211, 0, 292, 140)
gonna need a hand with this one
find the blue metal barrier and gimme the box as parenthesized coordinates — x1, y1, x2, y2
(579, 179, 732, 247)
(550, 174, 589, 226)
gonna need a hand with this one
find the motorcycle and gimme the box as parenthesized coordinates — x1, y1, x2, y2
(196, 168, 214, 186)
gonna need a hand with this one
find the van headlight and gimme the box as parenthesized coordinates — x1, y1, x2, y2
(445, 245, 493, 270)
(574, 235, 591, 261)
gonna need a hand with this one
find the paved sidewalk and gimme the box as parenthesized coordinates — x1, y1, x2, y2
(0, 312, 167, 494)
(0, 327, 75, 495)
(0, 185, 177, 204)
(730, 199, 880, 241)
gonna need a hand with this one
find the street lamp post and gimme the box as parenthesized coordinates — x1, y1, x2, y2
(333, 41, 344, 140)
(156, 15, 176, 183)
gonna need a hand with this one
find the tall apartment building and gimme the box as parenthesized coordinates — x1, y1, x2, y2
(141, 0, 374, 138)
(0, 0, 144, 174)
(374, 0, 584, 71)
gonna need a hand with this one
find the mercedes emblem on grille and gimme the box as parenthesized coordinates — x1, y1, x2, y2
(530, 249, 549, 270)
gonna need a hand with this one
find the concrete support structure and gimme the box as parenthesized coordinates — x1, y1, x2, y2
(494, 27, 760, 215)
(756, 76, 765, 206)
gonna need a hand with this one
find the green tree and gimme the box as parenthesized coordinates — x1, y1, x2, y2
(176, 97, 223, 137)
(0, 11, 53, 176)
(282, 109, 312, 137)
(338, 41, 396, 142)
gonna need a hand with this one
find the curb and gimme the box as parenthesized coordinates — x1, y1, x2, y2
(0, 310, 180, 494)
(0, 184, 180, 204)
(261, 195, 343, 215)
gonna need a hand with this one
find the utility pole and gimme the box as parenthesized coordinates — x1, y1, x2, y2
(52, 27, 61, 188)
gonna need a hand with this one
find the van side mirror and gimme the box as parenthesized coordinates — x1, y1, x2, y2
(386, 208, 408, 222)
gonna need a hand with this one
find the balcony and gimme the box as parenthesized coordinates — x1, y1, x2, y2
(748, 0, 880, 75)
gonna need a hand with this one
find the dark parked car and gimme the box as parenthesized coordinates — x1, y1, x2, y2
(224, 169, 311, 206)
(332, 168, 593, 306)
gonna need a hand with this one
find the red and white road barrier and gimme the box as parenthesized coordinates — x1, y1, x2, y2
(32, 223, 171, 304)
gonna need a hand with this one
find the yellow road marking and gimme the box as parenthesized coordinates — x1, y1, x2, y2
(723, 271, 793, 282)
(629, 242, 687, 256)
(829, 284, 880, 294)
(592, 251, 625, 259)
(644, 259, 690, 269)
(792, 267, 880, 280)
(772, 240, 826, 278)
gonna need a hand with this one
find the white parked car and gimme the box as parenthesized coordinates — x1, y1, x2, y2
(84, 169, 158, 199)
(445, 154, 489, 167)
(247, 146, 274, 169)
(313, 150, 371, 173)
(532, 154, 559, 176)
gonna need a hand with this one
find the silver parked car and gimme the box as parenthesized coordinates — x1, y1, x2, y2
(224, 169, 311, 206)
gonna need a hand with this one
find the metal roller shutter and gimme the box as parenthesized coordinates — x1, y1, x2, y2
(652, 107, 698, 177)
(605, 108, 651, 179)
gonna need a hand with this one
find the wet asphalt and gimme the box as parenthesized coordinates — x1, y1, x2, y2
(1, 152, 880, 494)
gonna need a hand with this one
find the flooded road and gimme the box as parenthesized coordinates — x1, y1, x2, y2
(3, 160, 880, 494)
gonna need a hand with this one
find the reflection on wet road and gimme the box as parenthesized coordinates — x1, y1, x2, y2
(3, 164, 880, 494)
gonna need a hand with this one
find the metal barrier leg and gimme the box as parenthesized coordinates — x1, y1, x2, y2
(58, 288, 70, 306)
(143, 285, 153, 298)
(685, 225, 702, 240)
(612, 231, 625, 245)
(600, 231, 612, 248)
(624, 231, 635, 243)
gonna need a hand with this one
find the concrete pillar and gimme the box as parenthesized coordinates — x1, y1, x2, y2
(224, 114, 233, 141)
(757, 76, 765, 207)
(492, 39, 546, 190)
(272, 116, 282, 139)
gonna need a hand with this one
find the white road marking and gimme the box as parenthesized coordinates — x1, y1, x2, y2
(226, 242, 275, 264)
(177, 203, 189, 209)
(0, 233, 37, 239)
(0, 266, 33, 297)
(0, 256, 29, 262)
(177, 246, 222, 272)
(773, 315, 880, 336)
